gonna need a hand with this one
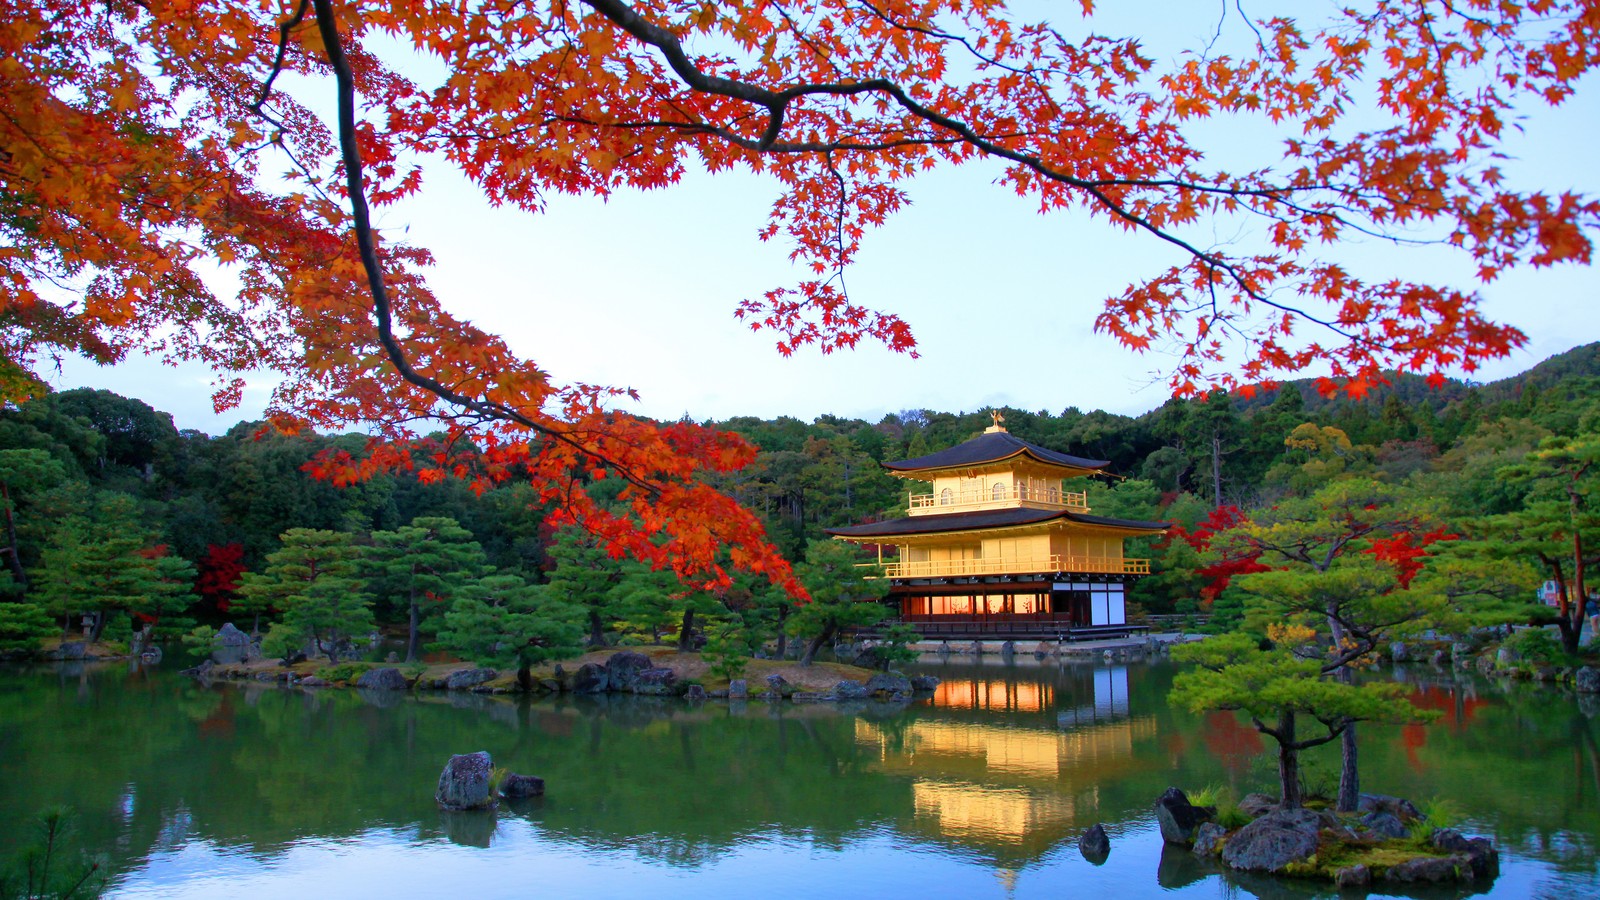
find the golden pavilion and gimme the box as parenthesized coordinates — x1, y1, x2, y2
(825, 413, 1168, 638)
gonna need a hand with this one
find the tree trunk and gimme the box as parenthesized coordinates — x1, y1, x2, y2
(775, 604, 789, 658)
(678, 607, 696, 653)
(799, 622, 836, 667)
(1338, 722, 1360, 812)
(1324, 603, 1360, 810)
(1211, 433, 1224, 509)
(588, 609, 608, 647)
(0, 482, 28, 591)
(1277, 710, 1303, 810)
(1569, 529, 1588, 654)
(516, 663, 533, 693)
(406, 594, 420, 663)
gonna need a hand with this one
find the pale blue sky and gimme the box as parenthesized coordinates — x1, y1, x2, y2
(49, 2, 1600, 434)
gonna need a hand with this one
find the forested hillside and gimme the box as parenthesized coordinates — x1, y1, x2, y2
(1, 343, 1595, 659)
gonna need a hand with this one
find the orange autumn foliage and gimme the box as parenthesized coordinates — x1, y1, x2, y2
(3, 0, 1598, 592)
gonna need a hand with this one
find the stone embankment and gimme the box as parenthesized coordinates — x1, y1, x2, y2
(1386, 633, 1599, 696)
(185, 646, 940, 702)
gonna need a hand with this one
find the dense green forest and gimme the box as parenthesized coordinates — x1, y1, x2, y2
(1, 343, 1596, 664)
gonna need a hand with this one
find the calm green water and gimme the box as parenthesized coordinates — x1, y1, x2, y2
(1, 659, 1596, 899)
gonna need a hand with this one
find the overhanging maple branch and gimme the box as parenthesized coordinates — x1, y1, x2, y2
(577, 0, 1390, 351)
(309, 0, 665, 498)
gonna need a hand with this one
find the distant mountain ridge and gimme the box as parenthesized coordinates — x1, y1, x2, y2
(1227, 342, 1600, 416)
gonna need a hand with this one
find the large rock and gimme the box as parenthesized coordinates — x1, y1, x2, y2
(728, 678, 748, 700)
(833, 680, 871, 700)
(1220, 808, 1322, 873)
(1495, 646, 1521, 668)
(1153, 787, 1216, 845)
(1334, 864, 1371, 888)
(604, 651, 654, 690)
(1237, 793, 1277, 819)
(1431, 829, 1499, 879)
(1192, 822, 1226, 857)
(633, 667, 679, 695)
(445, 668, 497, 691)
(500, 773, 545, 800)
(572, 663, 610, 694)
(1357, 793, 1421, 822)
(1077, 824, 1110, 862)
(1390, 641, 1410, 663)
(54, 641, 88, 661)
(1359, 811, 1409, 840)
(763, 674, 790, 698)
(357, 667, 411, 691)
(864, 673, 912, 697)
(436, 751, 496, 810)
(909, 675, 941, 693)
(1576, 667, 1600, 693)
(212, 623, 255, 664)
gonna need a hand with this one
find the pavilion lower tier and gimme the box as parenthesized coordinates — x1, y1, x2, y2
(886, 573, 1139, 629)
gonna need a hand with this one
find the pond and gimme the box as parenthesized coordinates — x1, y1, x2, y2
(0, 658, 1596, 899)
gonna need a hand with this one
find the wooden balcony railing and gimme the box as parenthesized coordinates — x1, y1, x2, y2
(861, 555, 1151, 578)
(908, 486, 1087, 513)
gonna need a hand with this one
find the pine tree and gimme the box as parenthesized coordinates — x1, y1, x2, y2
(370, 516, 486, 662)
(788, 539, 889, 666)
(436, 572, 583, 690)
(241, 529, 372, 663)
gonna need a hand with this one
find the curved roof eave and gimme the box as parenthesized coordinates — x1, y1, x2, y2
(881, 430, 1109, 475)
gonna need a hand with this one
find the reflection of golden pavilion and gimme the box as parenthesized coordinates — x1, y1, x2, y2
(854, 667, 1158, 862)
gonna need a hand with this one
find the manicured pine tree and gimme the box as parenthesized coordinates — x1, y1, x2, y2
(788, 539, 890, 666)
(1170, 630, 1433, 810)
(0, 573, 53, 654)
(31, 491, 163, 642)
(0, 448, 65, 592)
(1207, 479, 1451, 811)
(435, 571, 583, 690)
(242, 529, 372, 664)
(370, 516, 486, 662)
(544, 527, 629, 647)
(125, 550, 200, 647)
(608, 561, 687, 645)
(1477, 434, 1600, 654)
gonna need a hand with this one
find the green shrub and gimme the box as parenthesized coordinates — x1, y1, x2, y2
(1216, 804, 1253, 830)
(871, 623, 923, 671)
(260, 623, 301, 662)
(1405, 797, 1464, 845)
(702, 625, 751, 682)
(1502, 627, 1565, 665)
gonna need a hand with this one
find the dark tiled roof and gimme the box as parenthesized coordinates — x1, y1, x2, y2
(825, 507, 1168, 538)
(883, 430, 1108, 474)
